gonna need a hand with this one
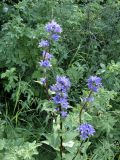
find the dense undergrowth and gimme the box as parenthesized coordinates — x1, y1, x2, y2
(0, 0, 120, 159)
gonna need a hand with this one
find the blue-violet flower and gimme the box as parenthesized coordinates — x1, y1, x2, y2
(45, 20, 62, 33)
(51, 76, 71, 118)
(61, 111, 68, 118)
(39, 40, 49, 47)
(40, 77, 46, 85)
(51, 34, 60, 41)
(42, 51, 53, 60)
(87, 76, 102, 92)
(79, 123, 95, 140)
(39, 60, 52, 68)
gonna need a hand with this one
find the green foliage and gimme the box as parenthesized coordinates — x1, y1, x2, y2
(1, 68, 18, 92)
(0, 119, 39, 160)
(0, 139, 39, 160)
(97, 61, 120, 91)
(92, 140, 114, 160)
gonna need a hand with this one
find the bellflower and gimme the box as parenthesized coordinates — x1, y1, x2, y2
(52, 95, 67, 104)
(87, 76, 102, 92)
(51, 34, 60, 41)
(40, 77, 46, 85)
(61, 111, 68, 117)
(45, 20, 62, 33)
(51, 76, 71, 118)
(52, 95, 69, 108)
(56, 76, 71, 91)
(39, 40, 49, 47)
(42, 51, 53, 60)
(39, 60, 52, 68)
(50, 76, 70, 93)
(61, 101, 69, 109)
(79, 123, 95, 140)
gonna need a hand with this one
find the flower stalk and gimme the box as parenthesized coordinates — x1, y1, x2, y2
(60, 110, 63, 159)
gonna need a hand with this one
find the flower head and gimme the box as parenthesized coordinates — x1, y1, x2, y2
(87, 76, 102, 92)
(61, 100, 69, 109)
(61, 111, 68, 118)
(56, 76, 71, 91)
(52, 95, 66, 104)
(51, 76, 70, 118)
(52, 94, 69, 108)
(39, 60, 52, 68)
(40, 77, 46, 85)
(50, 76, 70, 93)
(45, 20, 62, 33)
(79, 123, 95, 140)
(51, 34, 60, 41)
(39, 40, 49, 47)
(42, 51, 53, 60)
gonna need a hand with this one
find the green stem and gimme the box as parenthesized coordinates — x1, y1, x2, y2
(59, 106, 63, 160)
(68, 44, 81, 67)
(60, 119, 63, 160)
(79, 90, 92, 124)
(71, 91, 92, 160)
(14, 77, 21, 114)
(71, 141, 83, 160)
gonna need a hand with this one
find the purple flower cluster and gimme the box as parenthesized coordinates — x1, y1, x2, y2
(87, 76, 102, 92)
(51, 76, 71, 118)
(79, 123, 95, 140)
(39, 51, 53, 68)
(45, 20, 62, 41)
(45, 20, 62, 33)
(39, 20, 62, 71)
(39, 50, 53, 68)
